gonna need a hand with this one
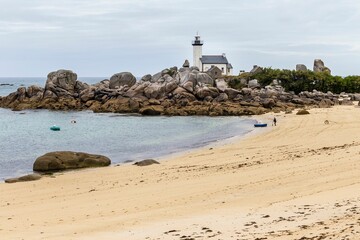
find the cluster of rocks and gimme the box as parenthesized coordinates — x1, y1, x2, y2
(296, 59, 331, 74)
(0, 60, 349, 116)
(5, 151, 111, 183)
(4, 151, 111, 183)
(4, 151, 160, 183)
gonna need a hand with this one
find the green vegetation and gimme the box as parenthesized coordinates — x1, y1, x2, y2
(228, 68, 360, 94)
(226, 73, 250, 90)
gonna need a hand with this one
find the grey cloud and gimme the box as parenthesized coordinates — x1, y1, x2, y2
(0, 0, 360, 76)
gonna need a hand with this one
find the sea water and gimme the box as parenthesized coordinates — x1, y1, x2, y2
(0, 77, 104, 97)
(0, 78, 255, 181)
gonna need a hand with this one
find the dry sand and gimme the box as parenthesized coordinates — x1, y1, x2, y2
(1, 105, 360, 240)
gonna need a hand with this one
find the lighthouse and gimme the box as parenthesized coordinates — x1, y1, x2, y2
(192, 34, 203, 69)
(191, 34, 233, 75)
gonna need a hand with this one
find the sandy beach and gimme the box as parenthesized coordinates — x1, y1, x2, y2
(1, 105, 360, 239)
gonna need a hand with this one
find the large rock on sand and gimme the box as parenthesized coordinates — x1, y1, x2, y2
(33, 151, 111, 172)
(296, 109, 310, 115)
(134, 159, 160, 166)
(5, 173, 42, 183)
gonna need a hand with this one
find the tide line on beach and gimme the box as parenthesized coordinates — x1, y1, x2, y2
(1, 106, 360, 239)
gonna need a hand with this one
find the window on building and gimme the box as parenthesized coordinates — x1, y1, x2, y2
(221, 67, 224, 73)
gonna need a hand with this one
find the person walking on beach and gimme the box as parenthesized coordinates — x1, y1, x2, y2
(273, 117, 277, 126)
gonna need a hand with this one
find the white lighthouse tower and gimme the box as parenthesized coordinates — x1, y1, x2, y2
(192, 34, 203, 69)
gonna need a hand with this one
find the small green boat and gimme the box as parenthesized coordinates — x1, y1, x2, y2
(50, 125, 61, 131)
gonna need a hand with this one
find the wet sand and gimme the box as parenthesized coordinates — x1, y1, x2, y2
(1, 105, 360, 239)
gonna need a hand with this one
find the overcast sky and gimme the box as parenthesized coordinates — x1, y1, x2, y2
(1, 0, 360, 77)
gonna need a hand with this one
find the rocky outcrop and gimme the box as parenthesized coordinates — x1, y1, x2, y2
(33, 151, 111, 172)
(224, 88, 241, 100)
(248, 79, 260, 88)
(5, 173, 42, 183)
(0, 62, 346, 116)
(197, 72, 214, 86)
(179, 70, 215, 89)
(296, 64, 307, 71)
(215, 79, 228, 92)
(313, 59, 331, 74)
(109, 72, 136, 89)
(44, 69, 82, 99)
(182, 59, 190, 68)
(139, 105, 164, 115)
(349, 93, 360, 101)
(318, 99, 333, 108)
(296, 109, 310, 115)
(195, 85, 219, 99)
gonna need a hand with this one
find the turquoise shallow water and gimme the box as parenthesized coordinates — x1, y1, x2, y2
(0, 77, 256, 181)
(0, 108, 255, 180)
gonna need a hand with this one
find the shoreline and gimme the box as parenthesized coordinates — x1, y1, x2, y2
(154, 115, 264, 164)
(1, 105, 360, 239)
(0, 109, 256, 181)
(1, 115, 267, 181)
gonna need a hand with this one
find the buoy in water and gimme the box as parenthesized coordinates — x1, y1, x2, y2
(50, 125, 61, 131)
